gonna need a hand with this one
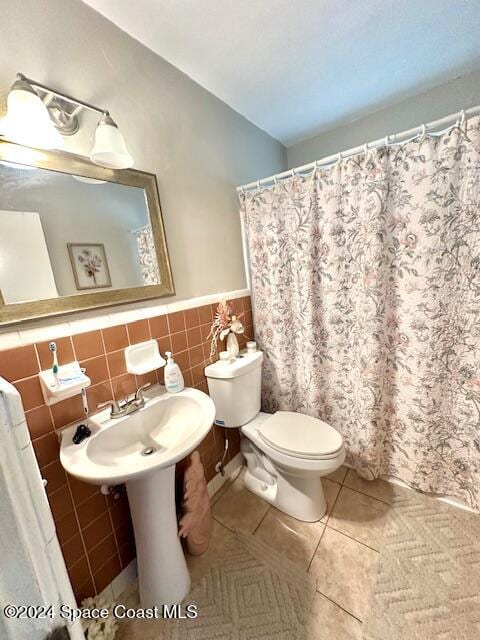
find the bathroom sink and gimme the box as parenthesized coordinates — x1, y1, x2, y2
(60, 386, 215, 484)
(60, 385, 215, 607)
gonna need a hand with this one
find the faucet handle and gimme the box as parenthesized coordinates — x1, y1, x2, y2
(135, 382, 151, 402)
(97, 399, 121, 416)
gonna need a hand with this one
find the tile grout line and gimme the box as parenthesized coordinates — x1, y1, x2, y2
(306, 482, 343, 573)
(306, 523, 327, 574)
(212, 516, 234, 534)
(212, 515, 236, 534)
(251, 505, 271, 535)
(309, 472, 375, 624)
(56, 503, 104, 548)
(326, 476, 385, 551)
(342, 467, 402, 505)
(342, 483, 392, 506)
(98, 335, 115, 402)
(64, 473, 96, 597)
(91, 549, 121, 582)
(323, 481, 344, 527)
(323, 522, 381, 554)
(85, 525, 118, 561)
(315, 587, 364, 624)
(107, 497, 125, 563)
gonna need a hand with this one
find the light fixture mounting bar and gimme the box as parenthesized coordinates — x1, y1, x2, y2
(17, 73, 108, 116)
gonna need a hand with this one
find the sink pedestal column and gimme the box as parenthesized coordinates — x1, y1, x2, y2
(126, 464, 190, 606)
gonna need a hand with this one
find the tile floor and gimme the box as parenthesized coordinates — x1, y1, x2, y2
(119, 464, 411, 639)
(210, 464, 409, 638)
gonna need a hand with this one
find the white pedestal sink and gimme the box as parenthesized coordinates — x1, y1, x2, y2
(60, 386, 215, 606)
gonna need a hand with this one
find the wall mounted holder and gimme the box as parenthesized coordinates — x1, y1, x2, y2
(125, 339, 166, 375)
(39, 361, 91, 406)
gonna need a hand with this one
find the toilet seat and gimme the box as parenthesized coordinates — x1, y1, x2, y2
(258, 411, 343, 460)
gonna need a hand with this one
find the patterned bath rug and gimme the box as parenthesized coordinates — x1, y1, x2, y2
(363, 491, 480, 640)
(117, 531, 317, 639)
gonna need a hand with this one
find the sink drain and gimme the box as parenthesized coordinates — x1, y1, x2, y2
(141, 446, 156, 456)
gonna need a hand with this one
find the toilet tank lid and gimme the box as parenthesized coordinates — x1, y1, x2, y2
(204, 350, 263, 379)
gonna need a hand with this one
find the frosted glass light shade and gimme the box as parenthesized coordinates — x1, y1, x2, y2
(0, 81, 63, 150)
(90, 114, 133, 169)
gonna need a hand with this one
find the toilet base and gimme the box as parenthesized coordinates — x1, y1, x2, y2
(241, 437, 328, 522)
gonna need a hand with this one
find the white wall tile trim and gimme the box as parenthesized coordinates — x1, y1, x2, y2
(0, 288, 250, 351)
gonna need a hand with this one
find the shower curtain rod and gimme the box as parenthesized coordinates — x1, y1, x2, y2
(237, 104, 480, 193)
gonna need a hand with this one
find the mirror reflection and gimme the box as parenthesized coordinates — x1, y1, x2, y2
(0, 161, 161, 304)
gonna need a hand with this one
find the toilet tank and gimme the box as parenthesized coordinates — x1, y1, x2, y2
(204, 351, 263, 428)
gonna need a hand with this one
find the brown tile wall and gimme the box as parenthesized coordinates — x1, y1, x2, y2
(0, 295, 253, 603)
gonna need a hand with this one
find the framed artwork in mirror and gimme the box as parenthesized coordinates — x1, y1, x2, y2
(68, 243, 112, 290)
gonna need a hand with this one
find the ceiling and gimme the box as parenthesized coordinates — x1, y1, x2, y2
(82, 0, 480, 146)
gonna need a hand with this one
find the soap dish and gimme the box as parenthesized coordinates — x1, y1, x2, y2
(125, 339, 166, 375)
(39, 361, 91, 406)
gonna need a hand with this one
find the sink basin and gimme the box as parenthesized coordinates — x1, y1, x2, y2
(61, 386, 215, 484)
(60, 385, 215, 607)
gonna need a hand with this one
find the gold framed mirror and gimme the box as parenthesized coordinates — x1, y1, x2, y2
(0, 140, 174, 326)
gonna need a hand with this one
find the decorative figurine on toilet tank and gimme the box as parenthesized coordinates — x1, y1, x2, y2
(208, 300, 245, 358)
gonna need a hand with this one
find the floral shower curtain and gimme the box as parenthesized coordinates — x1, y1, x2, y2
(240, 116, 480, 510)
(134, 225, 161, 285)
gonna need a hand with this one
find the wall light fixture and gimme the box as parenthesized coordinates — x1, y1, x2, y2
(0, 73, 133, 169)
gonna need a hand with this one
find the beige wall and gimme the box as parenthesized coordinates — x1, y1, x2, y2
(287, 69, 480, 168)
(0, 0, 285, 325)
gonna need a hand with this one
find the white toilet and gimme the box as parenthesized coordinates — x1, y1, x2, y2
(205, 349, 345, 522)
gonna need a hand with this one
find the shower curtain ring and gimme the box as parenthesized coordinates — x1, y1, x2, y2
(420, 124, 426, 139)
(364, 143, 368, 158)
(256, 180, 261, 190)
(385, 135, 390, 147)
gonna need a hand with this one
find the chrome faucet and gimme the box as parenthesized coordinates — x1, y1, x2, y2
(133, 382, 151, 408)
(97, 383, 151, 419)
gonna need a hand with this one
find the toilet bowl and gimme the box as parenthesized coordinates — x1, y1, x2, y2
(241, 411, 345, 521)
(205, 350, 345, 522)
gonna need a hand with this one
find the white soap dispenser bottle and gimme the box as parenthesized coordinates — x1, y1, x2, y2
(164, 351, 185, 394)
